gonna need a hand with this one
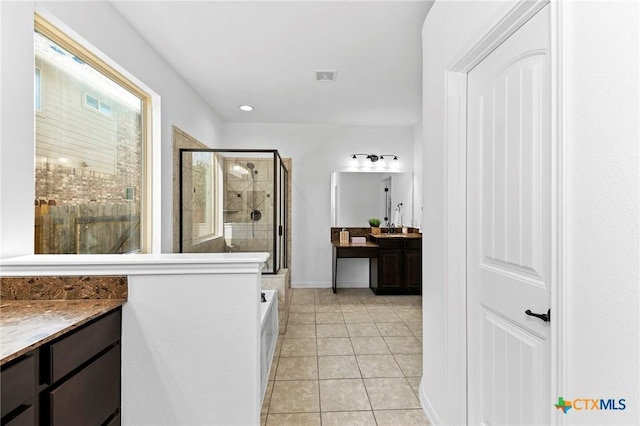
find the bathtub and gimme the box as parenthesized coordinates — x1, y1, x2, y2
(261, 289, 278, 403)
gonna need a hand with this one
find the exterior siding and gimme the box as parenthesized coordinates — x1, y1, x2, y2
(34, 55, 142, 205)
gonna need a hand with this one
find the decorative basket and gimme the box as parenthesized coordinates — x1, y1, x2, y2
(339, 229, 350, 244)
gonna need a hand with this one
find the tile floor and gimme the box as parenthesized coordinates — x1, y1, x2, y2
(261, 288, 431, 425)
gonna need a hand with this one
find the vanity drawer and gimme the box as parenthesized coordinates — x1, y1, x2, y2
(1, 353, 36, 418)
(336, 247, 378, 258)
(47, 309, 121, 383)
(49, 344, 120, 426)
(375, 238, 403, 249)
(405, 239, 421, 250)
(2, 405, 34, 426)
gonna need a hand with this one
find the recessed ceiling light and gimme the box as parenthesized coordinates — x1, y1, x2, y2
(239, 105, 254, 112)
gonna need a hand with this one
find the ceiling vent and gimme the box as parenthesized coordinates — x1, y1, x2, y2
(315, 70, 337, 82)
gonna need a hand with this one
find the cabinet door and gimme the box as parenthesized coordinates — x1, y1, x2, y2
(404, 249, 422, 293)
(378, 249, 403, 291)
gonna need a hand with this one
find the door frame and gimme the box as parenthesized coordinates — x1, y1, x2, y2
(439, 0, 567, 424)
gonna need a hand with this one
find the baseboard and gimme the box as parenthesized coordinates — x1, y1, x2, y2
(337, 282, 369, 288)
(291, 282, 331, 288)
(419, 377, 444, 426)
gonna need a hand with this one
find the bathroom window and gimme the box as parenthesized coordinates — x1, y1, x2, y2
(33, 15, 152, 254)
(181, 150, 223, 248)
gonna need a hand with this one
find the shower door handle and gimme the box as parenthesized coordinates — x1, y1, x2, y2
(278, 226, 283, 236)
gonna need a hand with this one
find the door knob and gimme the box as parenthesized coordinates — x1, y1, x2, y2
(525, 308, 550, 322)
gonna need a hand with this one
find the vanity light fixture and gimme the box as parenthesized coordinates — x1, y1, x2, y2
(239, 104, 254, 112)
(351, 154, 399, 163)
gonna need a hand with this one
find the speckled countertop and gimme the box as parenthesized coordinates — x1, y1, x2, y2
(331, 241, 380, 248)
(0, 299, 125, 365)
(370, 233, 423, 239)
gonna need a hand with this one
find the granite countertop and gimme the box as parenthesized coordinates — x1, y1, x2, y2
(370, 233, 423, 239)
(0, 299, 125, 365)
(331, 240, 380, 248)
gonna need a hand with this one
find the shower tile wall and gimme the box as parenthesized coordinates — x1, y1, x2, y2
(224, 158, 275, 270)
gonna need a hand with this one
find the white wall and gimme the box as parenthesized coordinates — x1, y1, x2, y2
(222, 123, 415, 287)
(124, 271, 261, 425)
(0, 1, 37, 259)
(420, 2, 508, 423)
(0, 1, 225, 258)
(413, 123, 423, 230)
(563, 1, 639, 425)
(421, 1, 639, 425)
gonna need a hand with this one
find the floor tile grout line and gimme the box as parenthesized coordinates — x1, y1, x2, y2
(277, 289, 424, 423)
(315, 309, 321, 416)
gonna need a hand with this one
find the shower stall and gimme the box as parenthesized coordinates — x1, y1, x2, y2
(179, 149, 288, 274)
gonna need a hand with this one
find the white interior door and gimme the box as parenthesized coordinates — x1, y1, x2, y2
(467, 5, 551, 425)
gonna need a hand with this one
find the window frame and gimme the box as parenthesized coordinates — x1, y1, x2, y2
(34, 14, 154, 253)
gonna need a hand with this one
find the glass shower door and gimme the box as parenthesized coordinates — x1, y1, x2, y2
(179, 148, 287, 274)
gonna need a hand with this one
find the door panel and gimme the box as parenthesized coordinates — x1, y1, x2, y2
(481, 308, 546, 424)
(480, 53, 545, 279)
(404, 249, 422, 291)
(379, 250, 403, 290)
(467, 5, 551, 425)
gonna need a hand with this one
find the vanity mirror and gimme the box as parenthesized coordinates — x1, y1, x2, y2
(331, 171, 413, 228)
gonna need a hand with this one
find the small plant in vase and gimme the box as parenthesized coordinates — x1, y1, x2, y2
(368, 218, 381, 235)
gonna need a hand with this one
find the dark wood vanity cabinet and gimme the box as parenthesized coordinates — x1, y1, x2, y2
(1, 308, 122, 426)
(369, 237, 422, 295)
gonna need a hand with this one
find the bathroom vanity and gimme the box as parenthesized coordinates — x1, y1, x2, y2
(369, 233, 422, 295)
(331, 228, 422, 295)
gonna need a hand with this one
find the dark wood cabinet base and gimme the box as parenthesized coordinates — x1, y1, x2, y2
(1, 309, 122, 426)
(369, 236, 422, 295)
